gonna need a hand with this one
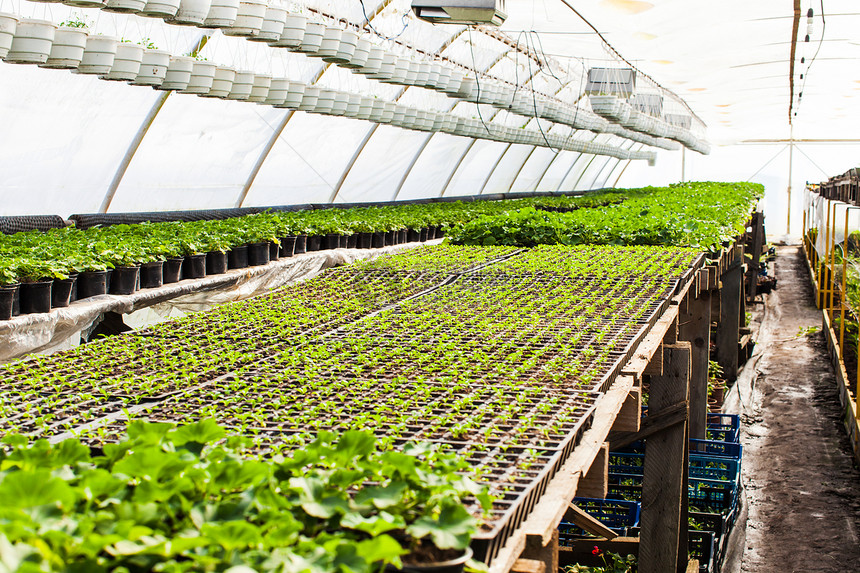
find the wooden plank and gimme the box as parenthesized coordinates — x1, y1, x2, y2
(521, 530, 558, 573)
(663, 313, 679, 344)
(611, 387, 641, 433)
(686, 560, 700, 573)
(639, 343, 691, 573)
(716, 261, 744, 381)
(679, 289, 711, 440)
(622, 305, 678, 380)
(511, 559, 545, 573)
(564, 503, 618, 539)
(576, 443, 608, 499)
(643, 345, 664, 376)
(608, 400, 688, 451)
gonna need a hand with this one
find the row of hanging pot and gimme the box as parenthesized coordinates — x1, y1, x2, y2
(0, 10, 654, 160)
(2, 0, 686, 153)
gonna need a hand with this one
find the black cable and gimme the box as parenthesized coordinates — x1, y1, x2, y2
(796, 0, 825, 115)
(359, 0, 409, 41)
(466, 26, 491, 135)
(524, 33, 558, 153)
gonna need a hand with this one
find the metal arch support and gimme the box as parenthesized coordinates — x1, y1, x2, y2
(329, 124, 380, 202)
(556, 133, 604, 192)
(478, 143, 513, 195)
(598, 142, 637, 188)
(502, 146, 539, 194)
(533, 148, 570, 191)
(439, 139, 478, 197)
(391, 132, 436, 201)
(100, 33, 211, 213)
(589, 155, 620, 190)
(236, 111, 295, 208)
(571, 154, 602, 191)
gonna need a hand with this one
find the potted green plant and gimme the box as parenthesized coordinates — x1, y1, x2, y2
(0, 260, 20, 320)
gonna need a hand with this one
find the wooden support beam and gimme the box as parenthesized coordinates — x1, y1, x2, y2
(639, 343, 691, 573)
(685, 560, 700, 573)
(716, 261, 744, 381)
(663, 314, 679, 344)
(622, 306, 678, 381)
(679, 288, 711, 440)
(522, 530, 558, 573)
(608, 400, 688, 451)
(747, 212, 764, 301)
(644, 345, 664, 376)
(612, 388, 641, 433)
(512, 559, 545, 573)
(564, 503, 618, 539)
(577, 443, 609, 499)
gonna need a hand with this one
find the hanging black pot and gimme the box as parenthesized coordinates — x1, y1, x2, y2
(347, 234, 358, 248)
(248, 242, 270, 266)
(294, 235, 308, 254)
(324, 233, 340, 250)
(183, 254, 207, 279)
(371, 232, 386, 248)
(280, 235, 297, 258)
(407, 229, 421, 243)
(19, 280, 53, 314)
(111, 266, 140, 295)
(228, 245, 249, 269)
(140, 261, 164, 289)
(206, 251, 228, 275)
(163, 258, 184, 284)
(307, 235, 323, 252)
(77, 270, 110, 300)
(51, 276, 76, 309)
(0, 284, 18, 320)
(269, 241, 280, 261)
(358, 232, 373, 249)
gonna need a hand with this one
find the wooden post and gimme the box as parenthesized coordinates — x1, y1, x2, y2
(577, 443, 609, 499)
(523, 530, 559, 573)
(716, 260, 743, 381)
(679, 291, 711, 440)
(746, 212, 764, 301)
(639, 343, 691, 573)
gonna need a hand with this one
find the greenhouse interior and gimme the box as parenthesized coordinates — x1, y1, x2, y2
(2, 0, 860, 572)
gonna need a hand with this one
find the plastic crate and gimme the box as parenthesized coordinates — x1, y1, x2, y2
(689, 530, 716, 573)
(690, 509, 733, 564)
(610, 452, 740, 485)
(706, 413, 740, 443)
(690, 438, 743, 460)
(558, 498, 641, 545)
(607, 474, 737, 514)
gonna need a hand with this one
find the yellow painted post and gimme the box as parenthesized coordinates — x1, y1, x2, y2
(819, 202, 830, 309)
(831, 202, 839, 321)
(840, 209, 849, 358)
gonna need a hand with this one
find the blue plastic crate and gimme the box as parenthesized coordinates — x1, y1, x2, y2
(690, 438, 743, 460)
(607, 473, 737, 514)
(558, 497, 641, 545)
(706, 413, 740, 443)
(610, 452, 740, 485)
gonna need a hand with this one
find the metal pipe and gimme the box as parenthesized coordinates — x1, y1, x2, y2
(478, 143, 513, 195)
(236, 111, 294, 208)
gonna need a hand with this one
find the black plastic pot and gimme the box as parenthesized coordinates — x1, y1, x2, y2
(77, 270, 110, 300)
(324, 233, 340, 250)
(385, 230, 396, 246)
(358, 232, 373, 249)
(51, 276, 76, 308)
(280, 236, 297, 258)
(407, 229, 421, 243)
(294, 235, 307, 254)
(206, 251, 228, 275)
(248, 242, 270, 266)
(0, 285, 17, 320)
(228, 246, 249, 269)
(371, 232, 385, 248)
(339, 234, 349, 248)
(183, 254, 207, 279)
(307, 235, 323, 252)
(347, 234, 358, 249)
(19, 280, 52, 314)
(427, 226, 438, 240)
(389, 548, 472, 573)
(163, 258, 184, 284)
(436, 226, 446, 238)
(398, 229, 408, 244)
(111, 266, 140, 295)
(140, 261, 164, 289)
(419, 227, 429, 242)
(269, 241, 280, 261)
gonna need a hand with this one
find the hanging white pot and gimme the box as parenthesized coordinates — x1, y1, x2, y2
(276, 81, 305, 108)
(297, 85, 320, 110)
(251, 5, 287, 43)
(227, 70, 254, 100)
(313, 88, 336, 114)
(5, 19, 56, 65)
(181, 59, 217, 94)
(223, 0, 267, 37)
(263, 77, 289, 105)
(315, 26, 341, 59)
(40, 26, 87, 69)
(357, 45, 383, 75)
(75, 35, 117, 75)
(403, 108, 418, 129)
(159, 55, 194, 90)
(329, 29, 357, 64)
(382, 101, 396, 123)
(0, 13, 18, 60)
(203, 0, 239, 28)
(248, 73, 271, 102)
(344, 93, 361, 118)
(442, 69, 463, 95)
(391, 106, 407, 126)
(204, 65, 235, 97)
(368, 52, 395, 80)
(382, 57, 409, 84)
(415, 62, 430, 86)
(456, 76, 476, 100)
(104, 0, 147, 13)
(272, 14, 306, 48)
(65, 0, 106, 8)
(329, 91, 348, 116)
(433, 65, 451, 91)
(294, 21, 324, 53)
(103, 42, 144, 80)
(404, 61, 420, 86)
(367, 99, 385, 122)
(355, 96, 373, 120)
(424, 63, 441, 88)
(130, 49, 170, 86)
(140, 0, 181, 18)
(169, 0, 210, 25)
(345, 37, 369, 69)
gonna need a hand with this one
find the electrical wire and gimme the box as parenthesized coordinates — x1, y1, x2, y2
(524, 33, 558, 153)
(466, 26, 491, 135)
(796, 0, 826, 117)
(359, 0, 409, 41)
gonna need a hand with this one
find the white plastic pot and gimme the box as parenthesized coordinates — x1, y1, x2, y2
(368, 99, 385, 122)
(103, 42, 144, 80)
(442, 69, 463, 95)
(345, 37, 370, 69)
(248, 73, 271, 102)
(358, 46, 383, 75)
(295, 21, 324, 53)
(382, 57, 409, 84)
(182, 59, 217, 94)
(203, 0, 239, 28)
(329, 29, 357, 64)
(382, 102, 396, 123)
(140, 0, 181, 18)
(345, 93, 361, 117)
(5, 19, 56, 64)
(223, 0, 267, 37)
(0, 13, 19, 60)
(65, 0, 106, 7)
(76, 35, 117, 75)
(356, 96, 374, 120)
(251, 5, 287, 43)
(104, 0, 147, 13)
(329, 91, 349, 116)
(41, 26, 87, 69)
(272, 14, 306, 48)
(170, 0, 211, 25)
(404, 61, 420, 86)
(205, 66, 235, 97)
(159, 55, 194, 90)
(227, 70, 254, 100)
(425, 63, 441, 88)
(416, 62, 430, 86)
(315, 26, 341, 59)
(276, 81, 305, 108)
(297, 85, 320, 111)
(263, 77, 289, 105)
(368, 52, 395, 80)
(131, 49, 170, 86)
(313, 88, 336, 114)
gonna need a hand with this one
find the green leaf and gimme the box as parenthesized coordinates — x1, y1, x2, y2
(406, 503, 476, 550)
(0, 469, 75, 509)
